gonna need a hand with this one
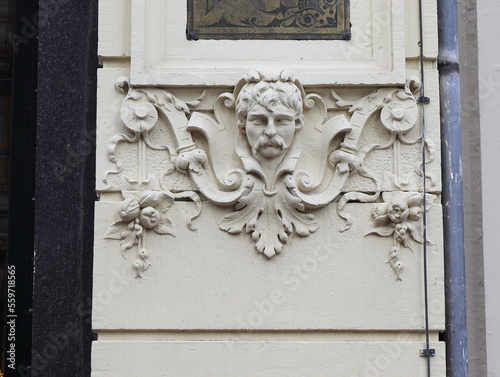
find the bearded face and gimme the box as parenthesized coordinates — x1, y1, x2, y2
(244, 103, 298, 158)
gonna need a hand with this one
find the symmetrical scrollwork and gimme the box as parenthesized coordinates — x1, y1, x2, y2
(102, 69, 435, 277)
(176, 70, 355, 258)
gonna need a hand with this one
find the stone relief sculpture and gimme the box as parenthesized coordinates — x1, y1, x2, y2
(366, 192, 436, 280)
(176, 70, 355, 258)
(105, 191, 176, 277)
(102, 69, 436, 278)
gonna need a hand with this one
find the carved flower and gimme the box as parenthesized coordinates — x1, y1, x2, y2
(366, 192, 436, 279)
(139, 206, 162, 229)
(120, 198, 141, 222)
(104, 191, 176, 254)
(408, 206, 422, 221)
(387, 198, 409, 223)
(104, 191, 177, 278)
(368, 193, 426, 247)
(380, 99, 418, 133)
(120, 101, 159, 133)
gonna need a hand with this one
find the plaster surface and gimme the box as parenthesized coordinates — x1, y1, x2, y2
(129, 0, 406, 85)
(92, 341, 446, 377)
(94, 201, 445, 331)
(477, 0, 500, 375)
(93, 1, 446, 376)
(458, 0, 487, 375)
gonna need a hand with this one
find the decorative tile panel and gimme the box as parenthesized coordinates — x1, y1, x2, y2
(186, 0, 350, 40)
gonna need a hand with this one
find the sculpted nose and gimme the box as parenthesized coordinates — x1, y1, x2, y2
(264, 120, 276, 137)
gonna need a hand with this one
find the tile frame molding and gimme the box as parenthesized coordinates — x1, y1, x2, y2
(129, 0, 406, 86)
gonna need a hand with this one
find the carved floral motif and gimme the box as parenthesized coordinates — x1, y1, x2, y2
(102, 69, 435, 277)
(333, 77, 434, 189)
(104, 190, 201, 277)
(104, 191, 175, 277)
(334, 77, 437, 231)
(104, 78, 206, 190)
(365, 192, 436, 280)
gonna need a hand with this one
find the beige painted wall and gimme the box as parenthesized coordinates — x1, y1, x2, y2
(92, 0, 500, 375)
(477, 0, 500, 375)
(94, 1, 446, 375)
(458, 0, 487, 375)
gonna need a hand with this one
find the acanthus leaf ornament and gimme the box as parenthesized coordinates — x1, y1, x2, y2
(103, 70, 437, 272)
(175, 69, 356, 258)
(219, 177, 320, 258)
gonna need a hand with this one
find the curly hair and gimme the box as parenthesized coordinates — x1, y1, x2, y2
(235, 70, 304, 130)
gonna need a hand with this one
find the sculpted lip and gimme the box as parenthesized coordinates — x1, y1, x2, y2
(245, 105, 296, 158)
(252, 136, 287, 157)
(106, 70, 423, 267)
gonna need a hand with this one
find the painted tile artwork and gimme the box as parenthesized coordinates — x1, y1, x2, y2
(187, 0, 350, 40)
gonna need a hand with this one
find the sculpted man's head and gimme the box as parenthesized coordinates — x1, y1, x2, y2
(236, 70, 304, 159)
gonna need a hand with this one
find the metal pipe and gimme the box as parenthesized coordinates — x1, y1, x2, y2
(437, 0, 469, 376)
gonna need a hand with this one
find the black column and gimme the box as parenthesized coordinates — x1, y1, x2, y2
(5, 0, 38, 376)
(29, 1, 98, 376)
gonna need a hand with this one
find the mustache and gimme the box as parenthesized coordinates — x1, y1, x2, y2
(251, 135, 287, 156)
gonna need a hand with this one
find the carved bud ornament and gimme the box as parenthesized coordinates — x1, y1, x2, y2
(104, 70, 435, 279)
(365, 192, 436, 279)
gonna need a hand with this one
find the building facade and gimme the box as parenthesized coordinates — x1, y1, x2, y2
(2, 0, 498, 376)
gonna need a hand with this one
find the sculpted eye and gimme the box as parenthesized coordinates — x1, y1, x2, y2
(276, 117, 293, 125)
(249, 117, 266, 126)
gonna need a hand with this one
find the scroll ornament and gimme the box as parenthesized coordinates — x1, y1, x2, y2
(175, 69, 355, 258)
(103, 70, 435, 278)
